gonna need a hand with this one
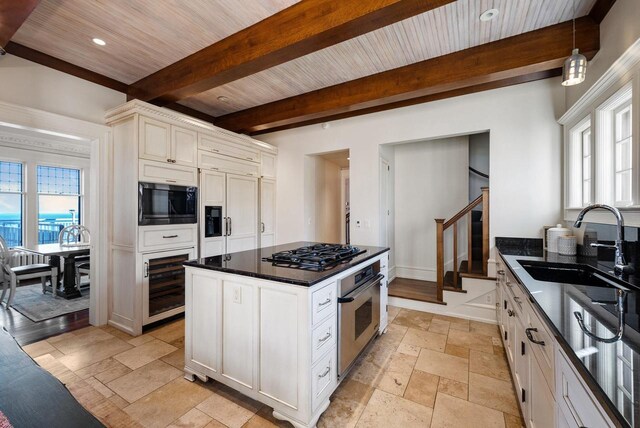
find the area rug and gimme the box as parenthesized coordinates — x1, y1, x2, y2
(8, 283, 89, 322)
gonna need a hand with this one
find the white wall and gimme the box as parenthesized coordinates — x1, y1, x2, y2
(0, 54, 125, 124)
(379, 145, 395, 273)
(565, 0, 640, 110)
(393, 136, 469, 281)
(260, 78, 564, 270)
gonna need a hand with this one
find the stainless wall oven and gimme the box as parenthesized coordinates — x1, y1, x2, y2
(338, 261, 382, 377)
(138, 182, 197, 225)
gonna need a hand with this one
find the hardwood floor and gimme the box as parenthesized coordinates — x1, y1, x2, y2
(0, 305, 90, 346)
(388, 277, 445, 305)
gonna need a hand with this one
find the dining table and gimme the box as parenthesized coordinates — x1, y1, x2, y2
(29, 243, 90, 299)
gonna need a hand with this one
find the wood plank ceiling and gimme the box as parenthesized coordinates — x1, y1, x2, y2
(6, 0, 605, 135)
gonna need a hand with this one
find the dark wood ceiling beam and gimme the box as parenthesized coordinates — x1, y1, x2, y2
(589, 0, 616, 24)
(127, 0, 455, 105)
(0, 0, 40, 49)
(251, 69, 562, 136)
(214, 17, 600, 134)
(4, 42, 128, 93)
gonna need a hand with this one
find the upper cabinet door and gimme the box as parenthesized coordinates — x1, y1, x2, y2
(139, 116, 171, 163)
(261, 152, 277, 179)
(171, 126, 198, 167)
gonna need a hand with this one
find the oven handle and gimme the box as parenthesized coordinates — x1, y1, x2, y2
(338, 273, 384, 303)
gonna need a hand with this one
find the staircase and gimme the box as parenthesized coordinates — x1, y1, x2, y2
(435, 187, 489, 302)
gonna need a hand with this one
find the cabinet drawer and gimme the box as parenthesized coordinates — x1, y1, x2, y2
(556, 349, 613, 428)
(311, 283, 337, 326)
(526, 306, 555, 395)
(139, 225, 197, 252)
(199, 134, 259, 163)
(260, 151, 277, 178)
(199, 152, 260, 177)
(139, 159, 197, 186)
(312, 316, 337, 365)
(312, 348, 337, 412)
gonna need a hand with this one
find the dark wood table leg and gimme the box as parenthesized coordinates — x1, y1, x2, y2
(48, 255, 62, 292)
(57, 255, 82, 299)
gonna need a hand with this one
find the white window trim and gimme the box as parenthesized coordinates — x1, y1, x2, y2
(0, 159, 26, 246)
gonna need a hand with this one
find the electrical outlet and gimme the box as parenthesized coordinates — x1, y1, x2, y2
(356, 220, 361, 228)
(233, 286, 242, 304)
(485, 294, 493, 305)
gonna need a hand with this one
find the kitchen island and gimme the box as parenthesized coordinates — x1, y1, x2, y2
(182, 242, 389, 428)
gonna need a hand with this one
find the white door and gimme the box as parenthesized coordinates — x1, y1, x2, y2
(200, 171, 226, 257)
(171, 126, 198, 167)
(139, 116, 171, 163)
(260, 178, 276, 248)
(226, 174, 258, 253)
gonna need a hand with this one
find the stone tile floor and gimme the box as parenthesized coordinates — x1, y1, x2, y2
(23, 307, 524, 428)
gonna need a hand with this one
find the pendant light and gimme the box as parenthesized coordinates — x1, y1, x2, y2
(562, 0, 587, 86)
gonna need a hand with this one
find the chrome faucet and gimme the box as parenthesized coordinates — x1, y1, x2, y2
(574, 204, 633, 275)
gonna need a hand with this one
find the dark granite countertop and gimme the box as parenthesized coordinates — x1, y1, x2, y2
(498, 238, 638, 428)
(184, 242, 389, 286)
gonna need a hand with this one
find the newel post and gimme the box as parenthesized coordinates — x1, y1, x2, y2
(435, 218, 445, 302)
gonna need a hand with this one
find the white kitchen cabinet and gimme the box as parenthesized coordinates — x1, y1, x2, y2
(379, 252, 389, 333)
(529, 354, 556, 428)
(260, 178, 276, 248)
(171, 126, 198, 167)
(199, 134, 260, 163)
(199, 170, 258, 257)
(139, 116, 198, 167)
(496, 254, 615, 428)
(139, 116, 171, 162)
(107, 100, 276, 337)
(261, 152, 277, 179)
(139, 159, 198, 186)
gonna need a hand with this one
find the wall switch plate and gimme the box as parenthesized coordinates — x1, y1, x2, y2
(233, 286, 242, 304)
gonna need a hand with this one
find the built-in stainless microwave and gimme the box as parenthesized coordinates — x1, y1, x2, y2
(138, 182, 197, 225)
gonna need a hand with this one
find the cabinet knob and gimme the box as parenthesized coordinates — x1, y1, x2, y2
(167, 158, 172, 163)
(507, 309, 515, 317)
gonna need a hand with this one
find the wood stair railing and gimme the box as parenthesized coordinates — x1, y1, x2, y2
(435, 187, 489, 301)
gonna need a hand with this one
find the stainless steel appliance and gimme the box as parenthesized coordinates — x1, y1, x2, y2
(263, 243, 366, 271)
(338, 260, 383, 377)
(138, 182, 197, 225)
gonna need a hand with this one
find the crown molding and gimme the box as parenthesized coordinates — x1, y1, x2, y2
(0, 131, 91, 157)
(559, 37, 640, 125)
(105, 99, 277, 153)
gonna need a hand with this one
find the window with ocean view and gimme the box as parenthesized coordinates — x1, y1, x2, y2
(37, 166, 82, 245)
(0, 161, 24, 247)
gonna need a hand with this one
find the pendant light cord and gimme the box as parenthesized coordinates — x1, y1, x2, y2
(572, 0, 576, 50)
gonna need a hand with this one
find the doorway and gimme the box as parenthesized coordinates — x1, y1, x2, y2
(0, 103, 109, 345)
(304, 150, 350, 244)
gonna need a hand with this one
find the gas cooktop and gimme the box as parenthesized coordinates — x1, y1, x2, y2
(263, 243, 366, 271)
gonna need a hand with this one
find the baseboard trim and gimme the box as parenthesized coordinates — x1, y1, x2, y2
(395, 266, 436, 282)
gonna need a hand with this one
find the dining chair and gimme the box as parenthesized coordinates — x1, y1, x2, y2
(58, 225, 91, 247)
(0, 236, 59, 308)
(75, 262, 90, 295)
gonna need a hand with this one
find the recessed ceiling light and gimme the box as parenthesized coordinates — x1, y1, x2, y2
(92, 38, 106, 46)
(217, 96, 230, 103)
(479, 8, 499, 22)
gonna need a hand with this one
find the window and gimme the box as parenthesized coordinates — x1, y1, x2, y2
(37, 165, 82, 244)
(567, 118, 592, 208)
(614, 101, 633, 206)
(0, 161, 23, 246)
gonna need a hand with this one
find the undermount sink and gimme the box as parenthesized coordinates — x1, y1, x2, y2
(517, 260, 629, 290)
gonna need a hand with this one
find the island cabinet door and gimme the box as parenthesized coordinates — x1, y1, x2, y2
(185, 270, 222, 375)
(258, 286, 301, 411)
(221, 280, 256, 391)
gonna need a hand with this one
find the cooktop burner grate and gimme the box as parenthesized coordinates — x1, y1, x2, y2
(263, 244, 366, 271)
